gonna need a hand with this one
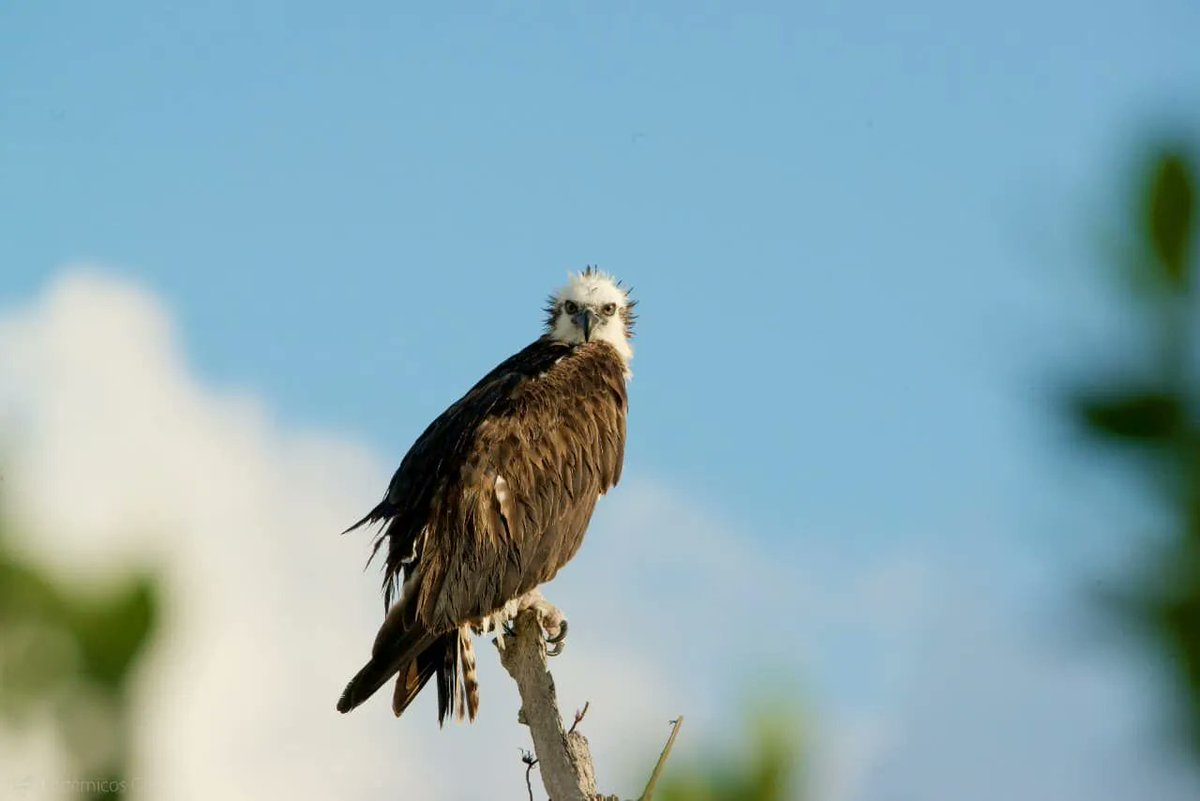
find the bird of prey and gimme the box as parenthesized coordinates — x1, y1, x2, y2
(337, 267, 635, 724)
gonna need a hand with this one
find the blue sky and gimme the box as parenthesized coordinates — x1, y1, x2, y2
(5, 0, 1195, 540)
(3, 2, 1200, 798)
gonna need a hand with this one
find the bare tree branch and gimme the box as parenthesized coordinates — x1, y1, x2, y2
(496, 606, 682, 801)
(497, 608, 598, 801)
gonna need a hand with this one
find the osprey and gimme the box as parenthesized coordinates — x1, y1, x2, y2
(337, 268, 635, 723)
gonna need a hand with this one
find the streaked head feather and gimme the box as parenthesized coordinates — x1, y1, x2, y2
(544, 266, 635, 365)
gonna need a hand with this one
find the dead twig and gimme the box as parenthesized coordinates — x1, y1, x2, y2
(520, 749, 539, 801)
(639, 716, 685, 801)
(569, 701, 591, 735)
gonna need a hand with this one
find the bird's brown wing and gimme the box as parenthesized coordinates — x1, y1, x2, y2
(415, 340, 627, 630)
(345, 336, 576, 609)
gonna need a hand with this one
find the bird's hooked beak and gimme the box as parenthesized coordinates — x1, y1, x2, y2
(573, 307, 597, 342)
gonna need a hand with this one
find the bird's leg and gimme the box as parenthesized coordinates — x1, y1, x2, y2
(479, 602, 517, 649)
(516, 589, 569, 656)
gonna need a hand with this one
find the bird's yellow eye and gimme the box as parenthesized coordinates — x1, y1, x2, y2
(601, 303, 617, 316)
(563, 301, 578, 314)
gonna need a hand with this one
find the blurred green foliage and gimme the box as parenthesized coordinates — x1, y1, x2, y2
(0, 507, 160, 800)
(1069, 144, 1200, 756)
(1146, 154, 1196, 289)
(652, 710, 803, 801)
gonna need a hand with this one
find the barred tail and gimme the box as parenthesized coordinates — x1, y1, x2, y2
(457, 627, 480, 722)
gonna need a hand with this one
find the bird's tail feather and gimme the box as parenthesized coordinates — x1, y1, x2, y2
(391, 631, 450, 719)
(397, 627, 479, 724)
(338, 621, 481, 724)
(337, 624, 435, 714)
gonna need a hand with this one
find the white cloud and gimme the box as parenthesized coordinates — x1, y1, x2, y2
(0, 271, 437, 800)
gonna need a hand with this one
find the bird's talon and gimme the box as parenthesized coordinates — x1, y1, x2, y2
(545, 619, 569, 645)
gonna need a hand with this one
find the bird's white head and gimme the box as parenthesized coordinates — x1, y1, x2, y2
(545, 267, 636, 367)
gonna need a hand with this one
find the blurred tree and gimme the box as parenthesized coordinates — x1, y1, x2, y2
(652, 709, 803, 801)
(1068, 144, 1200, 756)
(0, 500, 160, 800)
